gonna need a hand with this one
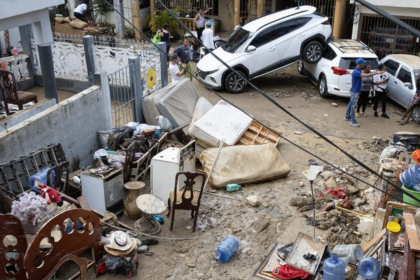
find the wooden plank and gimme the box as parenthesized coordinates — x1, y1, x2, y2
(401, 231, 416, 280)
(362, 228, 386, 253)
(403, 213, 420, 252)
(382, 201, 418, 229)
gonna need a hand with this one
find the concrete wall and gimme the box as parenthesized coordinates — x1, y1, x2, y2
(0, 81, 112, 170)
(0, 0, 63, 20)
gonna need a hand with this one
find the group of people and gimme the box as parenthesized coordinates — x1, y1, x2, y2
(346, 58, 420, 127)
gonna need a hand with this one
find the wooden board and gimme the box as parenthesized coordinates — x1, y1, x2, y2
(403, 213, 420, 252)
(382, 201, 418, 229)
(237, 121, 281, 146)
(362, 228, 386, 253)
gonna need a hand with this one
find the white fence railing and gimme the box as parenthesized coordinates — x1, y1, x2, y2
(0, 55, 30, 81)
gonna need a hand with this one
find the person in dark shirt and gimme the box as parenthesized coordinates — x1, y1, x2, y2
(345, 58, 382, 127)
(173, 39, 191, 63)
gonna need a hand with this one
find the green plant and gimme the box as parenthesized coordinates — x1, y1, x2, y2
(93, 0, 108, 22)
(149, 10, 181, 35)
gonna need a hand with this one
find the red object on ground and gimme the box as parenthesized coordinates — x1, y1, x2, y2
(318, 186, 349, 199)
(413, 149, 420, 165)
(96, 261, 107, 277)
(40, 185, 62, 205)
(272, 264, 310, 279)
(331, 66, 348, 76)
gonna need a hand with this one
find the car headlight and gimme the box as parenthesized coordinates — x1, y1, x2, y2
(197, 69, 218, 79)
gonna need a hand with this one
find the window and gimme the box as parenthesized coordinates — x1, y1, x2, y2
(250, 27, 274, 48)
(397, 67, 412, 84)
(384, 60, 400, 76)
(271, 20, 300, 40)
(224, 28, 250, 53)
(339, 58, 378, 70)
(323, 46, 337, 60)
(295, 17, 312, 27)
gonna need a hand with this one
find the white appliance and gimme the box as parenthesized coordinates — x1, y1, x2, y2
(81, 168, 124, 214)
(151, 141, 196, 203)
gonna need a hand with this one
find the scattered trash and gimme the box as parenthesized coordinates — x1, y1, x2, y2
(331, 103, 338, 107)
(308, 159, 318, 166)
(247, 195, 260, 207)
(357, 257, 381, 279)
(332, 244, 363, 265)
(215, 235, 239, 262)
(323, 254, 345, 280)
(294, 131, 302, 135)
(153, 215, 164, 224)
(226, 183, 241, 192)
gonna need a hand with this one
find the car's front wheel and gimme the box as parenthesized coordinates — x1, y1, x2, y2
(298, 60, 305, 75)
(412, 107, 420, 124)
(318, 75, 330, 98)
(303, 41, 323, 64)
(224, 71, 247, 94)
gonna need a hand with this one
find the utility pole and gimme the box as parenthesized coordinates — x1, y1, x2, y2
(114, 0, 126, 38)
(132, 0, 142, 40)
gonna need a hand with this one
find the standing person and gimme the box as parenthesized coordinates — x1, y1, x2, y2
(74, 0, 88, 21)
(193, 7, 212, 42)
(356, 63, 373, 117)
(230, 24, 241, 38)
(373, 63, 390, 119)
(168, 54, 184, 84)
(398, 76, 420, 125)
(345, 58, 381, 127)
(202, 21, 214, 55)
(156, 24, 171, 57)
(173, 39, 192, 80)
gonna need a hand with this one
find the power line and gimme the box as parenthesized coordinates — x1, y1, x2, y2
(101, 0, 420, 204)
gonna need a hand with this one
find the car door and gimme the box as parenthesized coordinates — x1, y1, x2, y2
(246, 26, 278, 77)
(273, 19, 304, 64)
(383, 59, 400, 102)
(395, 65, 415, 108)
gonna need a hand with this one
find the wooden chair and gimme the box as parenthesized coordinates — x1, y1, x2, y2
(0, 214, 28, 280)
(167, 172, 206, 232)
(0, 69, 38, 115)
(47, 161, 70, 193)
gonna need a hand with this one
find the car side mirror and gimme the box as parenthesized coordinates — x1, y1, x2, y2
(246, 45, 256, 52)
(404, 82, 413, 89)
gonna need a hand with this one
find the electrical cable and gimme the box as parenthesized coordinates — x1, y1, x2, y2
(101, 0, 419, 204)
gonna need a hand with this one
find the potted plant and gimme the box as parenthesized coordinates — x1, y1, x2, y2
(93, 0, 107, 26)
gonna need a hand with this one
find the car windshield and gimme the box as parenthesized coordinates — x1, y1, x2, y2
(339, 58, 379, 70)
(223, 28, 251, 53)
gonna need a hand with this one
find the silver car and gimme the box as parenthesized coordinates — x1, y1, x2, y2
(379, 54, 420, 123)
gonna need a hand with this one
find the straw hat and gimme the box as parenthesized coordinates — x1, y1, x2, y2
(104, 231, 136, 256)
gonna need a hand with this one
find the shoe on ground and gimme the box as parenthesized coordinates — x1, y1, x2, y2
(362, 112, 368, 117)
(344, 117, 350, 121)
(374, 112, 378, 117)
(356, 113, 361, 118)
(349, 121, 360, 127)
(381, 114, 390, 119)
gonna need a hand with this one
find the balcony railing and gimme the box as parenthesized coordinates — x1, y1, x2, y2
(0, 54, 30, 81)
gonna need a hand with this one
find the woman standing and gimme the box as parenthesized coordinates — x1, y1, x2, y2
(193, 7, 212, 42)
(156, 24, 171, 57)
(357, 64, 373, 117)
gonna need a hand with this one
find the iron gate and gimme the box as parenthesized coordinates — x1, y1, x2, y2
(359, 15, 420, 59)
(108, 63, 135, 128)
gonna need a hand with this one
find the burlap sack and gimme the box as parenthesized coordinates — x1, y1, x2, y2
(62, 17, 71, 23)
(199, 143, 291, 188)
(55, 17, 64, 23)
(70, 19, 88, 30)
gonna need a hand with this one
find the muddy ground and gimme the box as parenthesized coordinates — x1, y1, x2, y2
(79, 64, 418, 280)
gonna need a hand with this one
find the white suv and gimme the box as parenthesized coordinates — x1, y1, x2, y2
(299, 39, 379, 97)
(197, 6, 332, 93)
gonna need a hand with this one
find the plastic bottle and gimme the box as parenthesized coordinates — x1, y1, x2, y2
(400, 164, 420, 189)
(357, 257, 380, 279)
(13, 47, 18, 57)
(215, 235, 239, 262)
(323, 254, 345, 280)
(332, 244, 363, 264)
(226, 184, 241, 192)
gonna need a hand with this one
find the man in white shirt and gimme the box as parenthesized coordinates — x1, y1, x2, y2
(74, 0, 88, 21)
(373, 63, 390, 119)
(201, 21, 214, 55)
(168, 54, 184, 84)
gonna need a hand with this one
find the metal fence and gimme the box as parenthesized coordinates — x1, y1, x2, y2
(108, 63, 135, 128)
(359, 15, 420, 59)
(304, 0, 336, 28)
(156, 0, 219, 16)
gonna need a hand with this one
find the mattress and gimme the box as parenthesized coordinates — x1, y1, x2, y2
(187, 97, 214, 136)
(155, 79, 200, 128)
(142, 82, 178, 125)
(189, 100, 252, 146)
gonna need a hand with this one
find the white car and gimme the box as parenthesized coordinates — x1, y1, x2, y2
(380, 54, 420, 123)
(197, 5, 332, 93)
(299, 39, 379, 98)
